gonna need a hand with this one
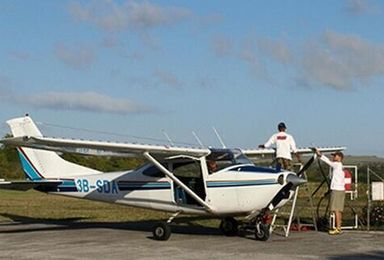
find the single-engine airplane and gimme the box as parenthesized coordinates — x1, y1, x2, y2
(0, 116, 345, 241)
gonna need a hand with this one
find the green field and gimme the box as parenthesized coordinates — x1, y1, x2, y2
(0, 183, 381, 231)
(0, 189, 168, 223)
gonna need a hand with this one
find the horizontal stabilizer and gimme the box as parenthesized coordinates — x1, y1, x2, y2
(0, 180, 62, 191)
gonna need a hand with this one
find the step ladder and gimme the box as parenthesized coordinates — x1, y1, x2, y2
(271, 169, 318, 237)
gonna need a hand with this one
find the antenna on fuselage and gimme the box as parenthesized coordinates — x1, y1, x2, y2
(212, 126, 226, 148)
(192, 131, 204, 148)
(161, 130, 174, 146)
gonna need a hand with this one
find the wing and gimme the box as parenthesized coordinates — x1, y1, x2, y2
(0, 135, 211, 158)
(242, 146, 346, 159)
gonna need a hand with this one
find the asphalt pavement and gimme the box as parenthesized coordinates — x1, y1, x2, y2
(0, 221, 383, 259)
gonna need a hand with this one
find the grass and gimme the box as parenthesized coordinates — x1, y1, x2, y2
(0, 189, 168, 223)
(0, 189, 221, 228)
(0, 184, 381, 230)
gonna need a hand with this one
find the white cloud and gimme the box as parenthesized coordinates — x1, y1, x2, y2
(234, 38, 272, 80)
(210, 36, 292, 80)
(257, 38, 292, 64)
(212, 31, 384, 90)
(345, 0, 381, 15)
(1, 90, 151, 114)
(68, 0, 192, 32)
(54, 44, 96, 70)
(298, 31, 384, 90)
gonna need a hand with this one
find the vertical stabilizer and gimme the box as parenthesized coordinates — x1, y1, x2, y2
(7, 116, 100, 180)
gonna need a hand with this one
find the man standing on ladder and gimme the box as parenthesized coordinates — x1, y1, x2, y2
(259, 122, 301, 171)
(315, 149, 345, 235)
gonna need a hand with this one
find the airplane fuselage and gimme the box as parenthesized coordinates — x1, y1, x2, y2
(44, 162, 294, 216)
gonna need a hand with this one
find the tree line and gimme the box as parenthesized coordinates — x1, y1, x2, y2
(1, 141, 383, 181)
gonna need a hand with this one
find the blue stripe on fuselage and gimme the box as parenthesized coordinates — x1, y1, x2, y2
(40, 180, 171, 192)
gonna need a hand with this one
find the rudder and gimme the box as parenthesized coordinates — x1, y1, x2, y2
(7, 116, 100, 180)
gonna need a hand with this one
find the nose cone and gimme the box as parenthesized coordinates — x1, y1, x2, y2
(286, 173, 307, 188)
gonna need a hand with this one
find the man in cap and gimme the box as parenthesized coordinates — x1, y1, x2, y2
(315, 149, 345, 235)
(259, 122, 301, 171)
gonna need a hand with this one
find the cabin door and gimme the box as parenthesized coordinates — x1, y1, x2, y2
(171, 160, 206, 206)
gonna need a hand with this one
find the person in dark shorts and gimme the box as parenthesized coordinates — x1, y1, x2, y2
(259, 122, 301, 170)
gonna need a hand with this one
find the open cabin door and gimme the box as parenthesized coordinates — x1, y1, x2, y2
(170, 159, 206, 206)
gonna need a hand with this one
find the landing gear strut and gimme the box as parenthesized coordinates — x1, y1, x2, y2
(152, 211, 181, 241)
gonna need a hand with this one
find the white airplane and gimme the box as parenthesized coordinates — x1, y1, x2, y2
(0, 116, 345, 241)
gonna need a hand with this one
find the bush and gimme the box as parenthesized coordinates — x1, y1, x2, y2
(370, 205, 384, 226)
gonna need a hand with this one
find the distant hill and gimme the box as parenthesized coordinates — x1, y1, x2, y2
(253, 154, 384, 182)
(343, 155, 384, 164)
(1, 142, 384, 182)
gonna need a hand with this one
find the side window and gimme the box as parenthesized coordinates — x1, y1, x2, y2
(173, 161, 201, 177)
(216, 160, 233, 171)
(142, 165, 165, 178)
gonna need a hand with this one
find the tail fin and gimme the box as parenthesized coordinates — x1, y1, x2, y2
(7, 116, 100, 180)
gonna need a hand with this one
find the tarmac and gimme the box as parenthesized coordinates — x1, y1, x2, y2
(0, 220, 383, 259)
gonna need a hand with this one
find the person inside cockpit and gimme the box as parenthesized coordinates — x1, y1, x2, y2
(207, 160, 218, 173)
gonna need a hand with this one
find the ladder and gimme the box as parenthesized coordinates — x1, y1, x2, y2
(271, 170, 318, 237)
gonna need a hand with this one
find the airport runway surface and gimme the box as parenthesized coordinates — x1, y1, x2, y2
(0, 221, 383, 259)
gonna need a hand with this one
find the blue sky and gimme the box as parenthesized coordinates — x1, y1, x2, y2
(0, 0, 383, 156)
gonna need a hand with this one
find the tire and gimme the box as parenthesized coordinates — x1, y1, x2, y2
(153, 222, 171, 241)
(255, 223, 270, 241)
(219, 217, 238, 236)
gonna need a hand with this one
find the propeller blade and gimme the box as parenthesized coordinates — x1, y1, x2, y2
(268, 182, 293, 209)
(265, 155, 317, 211)
(297, 155, 315, 177)
(267, 173, 307, 210)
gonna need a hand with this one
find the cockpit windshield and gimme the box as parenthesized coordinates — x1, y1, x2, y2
(206, 148, 253, 172)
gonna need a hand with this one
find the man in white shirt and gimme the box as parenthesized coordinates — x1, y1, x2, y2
(315, 149, 345, 235)
(259, 122, 301, 171)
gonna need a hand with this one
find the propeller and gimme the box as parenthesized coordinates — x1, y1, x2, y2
(297, 155, 315, 177)
(266, 155, 315, 210)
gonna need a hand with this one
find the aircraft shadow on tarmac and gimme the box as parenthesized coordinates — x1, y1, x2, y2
(0, 213, 223, 238)
(328, 251, 384, 260)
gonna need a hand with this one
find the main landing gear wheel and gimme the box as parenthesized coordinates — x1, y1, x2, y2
(153, 222, 171, 241)
(255, 223, 270, 241)
(220, 217, 238, 236)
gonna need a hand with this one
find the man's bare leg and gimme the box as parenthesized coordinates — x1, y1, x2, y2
(335, 211, 342, 230)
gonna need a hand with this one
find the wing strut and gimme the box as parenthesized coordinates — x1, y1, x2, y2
(143, 152, 215, 213)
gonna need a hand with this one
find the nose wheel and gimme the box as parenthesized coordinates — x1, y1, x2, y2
(241, 210, 272, 241)
(255, 223, 270, 241)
